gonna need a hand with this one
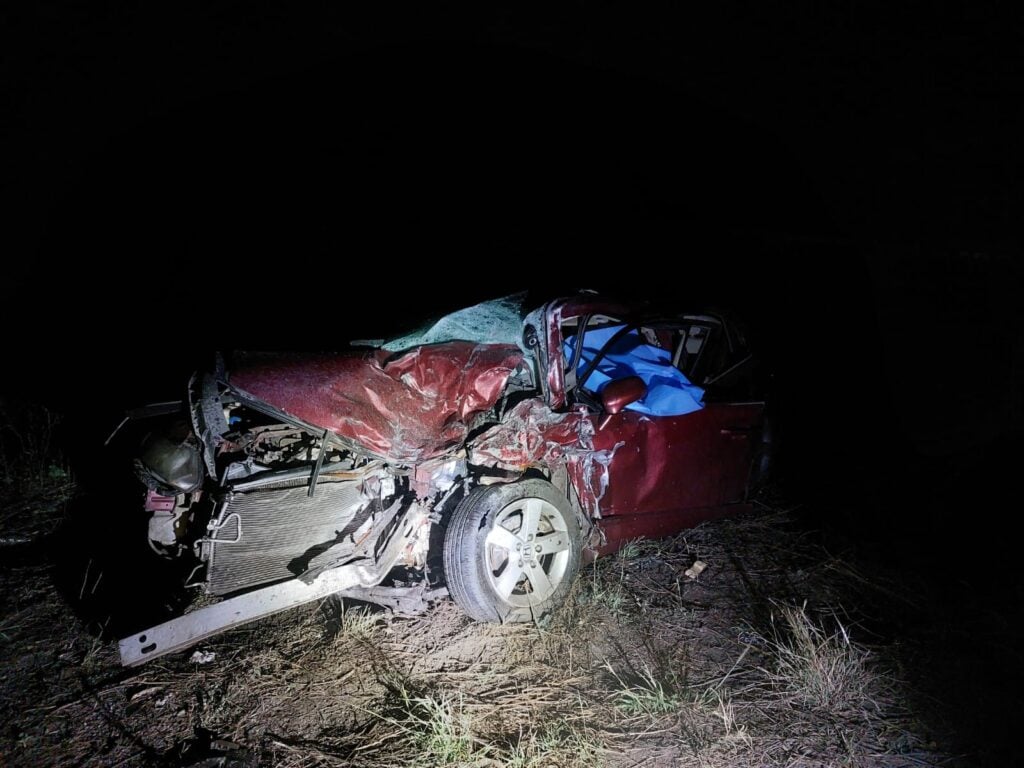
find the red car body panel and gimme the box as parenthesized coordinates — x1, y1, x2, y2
(592, 402, 764, 516)
(467, 399, 763, 551)
(229, 343, 524, 463)
(536, 298, 764, 552)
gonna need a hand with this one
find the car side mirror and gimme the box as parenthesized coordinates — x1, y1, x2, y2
(599, 376, 647, 428)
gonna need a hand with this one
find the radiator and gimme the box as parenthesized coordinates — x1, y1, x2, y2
(205, 479, 366, 596)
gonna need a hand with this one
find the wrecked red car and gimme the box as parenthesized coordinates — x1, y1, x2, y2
(119, 294, 768, 665)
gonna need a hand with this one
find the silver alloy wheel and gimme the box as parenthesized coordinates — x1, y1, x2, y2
(483, 497, 572, 608)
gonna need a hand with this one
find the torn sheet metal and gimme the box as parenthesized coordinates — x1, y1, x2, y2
(468, 399, 586, 470)
(229, 343, 524, 463)
(467, 398, 623, 518)
(563, 439, 624, 519)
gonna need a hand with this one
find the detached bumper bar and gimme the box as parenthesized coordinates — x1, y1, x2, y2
(119, 564, 366, 666)
(120, 501, 433, 666)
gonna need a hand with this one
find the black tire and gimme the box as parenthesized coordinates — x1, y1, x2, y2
(749, 414, 777, 493)
(443, 479, 582, 624)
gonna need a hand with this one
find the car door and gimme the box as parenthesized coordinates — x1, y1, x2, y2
(591, 400, 764, 517)
(569, 315, 764, 523)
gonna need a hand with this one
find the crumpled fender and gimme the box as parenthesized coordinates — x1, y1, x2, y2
(229, 344, 524, 463)
(468, 398, 623, 519)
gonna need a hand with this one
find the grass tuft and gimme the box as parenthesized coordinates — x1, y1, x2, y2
(504, 720, 604, 768)
(394, 687, 478, 766)
(362, 667, 488, 767)
(761, 602, 871, 713)
(604, 659, 683, 718)
(576, 552, 640, 620)
(333, 601, 381, 643)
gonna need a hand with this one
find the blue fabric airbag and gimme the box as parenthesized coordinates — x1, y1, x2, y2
(566, 325, 704, 417)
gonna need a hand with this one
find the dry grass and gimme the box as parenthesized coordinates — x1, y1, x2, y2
(0, 402, 74, 545)
(367, 682, 480, 767)
(762, 602, 870, 712)
(322, 596, 384, 643)
(604, 659, 684, 718)
(0, 497, 949, 768)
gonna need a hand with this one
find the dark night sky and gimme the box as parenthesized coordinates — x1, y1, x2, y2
(3, 5, 1023, 554)
(3, 7, 1024, 761)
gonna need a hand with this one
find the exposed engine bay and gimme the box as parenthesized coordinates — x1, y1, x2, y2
(137, 376, 439, 594)
(122, 370, 469, 664)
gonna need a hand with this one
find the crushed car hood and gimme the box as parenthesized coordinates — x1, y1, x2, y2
(229, 344, 524, 463)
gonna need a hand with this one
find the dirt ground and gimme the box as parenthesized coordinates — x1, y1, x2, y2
(1, 481, 954, 768)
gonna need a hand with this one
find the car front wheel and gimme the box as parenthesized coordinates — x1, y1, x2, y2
(443, 479, 582, 624)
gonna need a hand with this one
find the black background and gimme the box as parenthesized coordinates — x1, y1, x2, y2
(3, 4, 1023, 763)
(4, 4, 1020, 553)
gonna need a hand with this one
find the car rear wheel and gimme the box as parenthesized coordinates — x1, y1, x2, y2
(443, 479, 582, 624)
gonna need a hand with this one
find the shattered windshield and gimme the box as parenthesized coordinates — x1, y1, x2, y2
(381, 293, 527, 352)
